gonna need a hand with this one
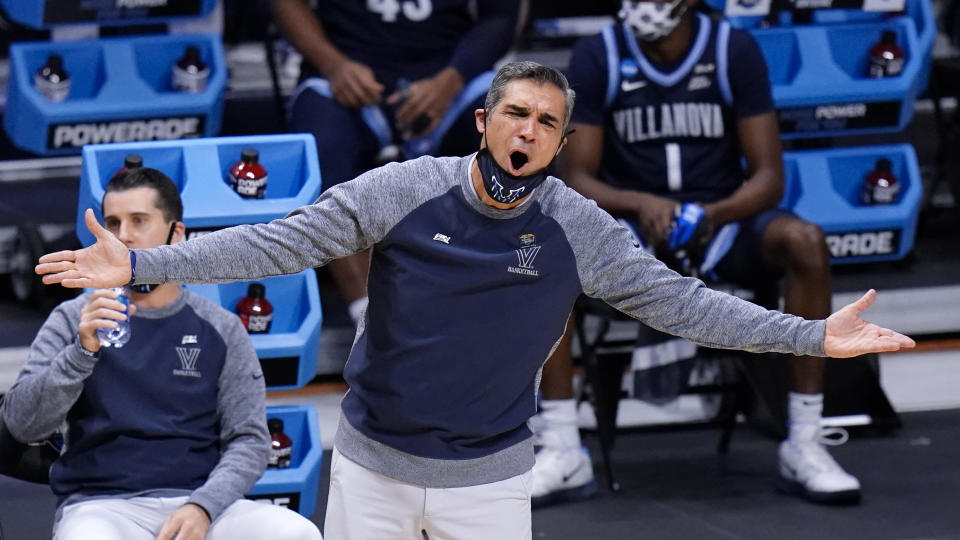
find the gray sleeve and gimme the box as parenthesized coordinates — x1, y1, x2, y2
(186, 299, 270, 521)
(1, 297, 95, 442)
(133, 159, 429, 285)
(550, 186, 826, 357)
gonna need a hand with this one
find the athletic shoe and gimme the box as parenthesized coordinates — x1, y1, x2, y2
(777, 438, 861, 504)
(531, 444, 597, 508)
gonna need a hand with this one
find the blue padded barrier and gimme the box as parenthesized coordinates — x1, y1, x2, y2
(781, 143, 922, 264)
(247, 405, 324, 518)
(4, 34, 225, 156)
(0, 0, 217, 28)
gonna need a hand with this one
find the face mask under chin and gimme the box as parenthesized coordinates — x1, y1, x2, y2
(130, 283, 160, 294)
(476, 147, 550, 205)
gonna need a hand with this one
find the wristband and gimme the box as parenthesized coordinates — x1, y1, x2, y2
(127, 250, 136, 286)
(74, 336, 99, 359)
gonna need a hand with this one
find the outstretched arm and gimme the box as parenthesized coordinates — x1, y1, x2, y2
(37, 160, 424, 289)
(823, 289, 915, 357)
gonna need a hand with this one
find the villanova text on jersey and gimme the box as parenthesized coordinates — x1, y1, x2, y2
(612, 101, 725, 143)
(566, 11, 775, 202)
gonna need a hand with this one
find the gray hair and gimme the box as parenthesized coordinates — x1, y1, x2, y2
(484, 61, 576, 132)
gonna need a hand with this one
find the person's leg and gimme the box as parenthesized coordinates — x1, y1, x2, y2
(53, 497, 179, 540)
(757, 213, 860, 504)
(530, 319, 596, 506)
(208, 500, 321, 540)
(288, 82, 380, 325)
(323, 447, 426, 540)
(422, 470, 533, 540)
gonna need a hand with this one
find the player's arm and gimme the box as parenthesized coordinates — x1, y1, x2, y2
(185, 314, 269, 523)
(390, 0, 518, 136)
(272, 0, 383, 107)
(37, 160, 415, 289)
(701, 28, 784, 228)
(559, 123, 677, 245)
(447, 0, 518, 83)
(1, 295, 126, 442)
(700, 111, 784, 227)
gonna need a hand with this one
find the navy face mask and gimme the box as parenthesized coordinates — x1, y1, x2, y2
(130, 221, 177, 294)
(476, 148, 550, 205)
(476, 110, 566, 205)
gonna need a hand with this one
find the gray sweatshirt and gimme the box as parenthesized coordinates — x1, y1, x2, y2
(129, 153, 825, 487)
(2, 289, 269, 521)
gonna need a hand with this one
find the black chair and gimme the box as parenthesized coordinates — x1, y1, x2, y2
(574, 280, 779, 493)
(0, 397, 58, 485)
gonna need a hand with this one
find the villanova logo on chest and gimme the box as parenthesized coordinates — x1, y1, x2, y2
(173, 346, 202, 378)
(613, 102, 725, 143)
(507, 233, 541, 277)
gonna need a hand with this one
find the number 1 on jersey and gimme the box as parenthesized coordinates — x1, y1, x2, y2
(665, 142, 682, 192)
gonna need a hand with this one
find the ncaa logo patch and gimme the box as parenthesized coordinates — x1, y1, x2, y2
(519, 233, 536, 247)
(724, 0, 771, 16)
(620, 59, 639, 79)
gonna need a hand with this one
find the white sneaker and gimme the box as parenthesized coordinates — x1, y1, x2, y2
(777, 439, 861, 504)
(531, 444, 597, 508)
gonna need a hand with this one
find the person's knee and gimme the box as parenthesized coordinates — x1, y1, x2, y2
(271, 517, 323, 540)
(769, 219, 830, 275)
(55, 505, 126, 540)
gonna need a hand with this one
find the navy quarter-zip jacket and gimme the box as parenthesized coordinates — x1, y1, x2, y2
(132, 153, 826, 487)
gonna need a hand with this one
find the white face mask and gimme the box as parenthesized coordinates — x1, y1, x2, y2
(619, 0, 688, 42)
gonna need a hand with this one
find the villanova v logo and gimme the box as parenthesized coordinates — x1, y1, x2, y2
(516, 246, 541, 269)
(173, 347, 202, 378)
(508, 245, 541, 277)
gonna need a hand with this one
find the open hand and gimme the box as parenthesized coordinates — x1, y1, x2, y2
(35, 208, 131, 289)
(154, 503, 210, 540)
(824, 289, 915, 357)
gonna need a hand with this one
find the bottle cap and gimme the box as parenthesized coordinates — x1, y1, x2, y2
(268, 418, 284, 432)
(876, 158, 892, 171)
(241, 148, 260, 164)
(247, 282, 266, 298)
(124, 154, 143, 169)
(183, 45, 201, 63)
(881, 30, 897, 44)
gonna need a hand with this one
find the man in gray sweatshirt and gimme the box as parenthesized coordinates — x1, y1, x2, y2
(35, 62, 914, 540)
(5, 168, 321, 540)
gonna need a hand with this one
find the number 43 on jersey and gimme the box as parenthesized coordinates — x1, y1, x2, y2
(367, 0, 432, 22)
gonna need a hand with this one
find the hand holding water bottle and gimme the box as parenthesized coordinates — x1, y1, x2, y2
(78, 288, 136, 352)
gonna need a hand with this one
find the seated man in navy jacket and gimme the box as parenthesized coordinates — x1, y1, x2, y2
(1, 168, 321, 540)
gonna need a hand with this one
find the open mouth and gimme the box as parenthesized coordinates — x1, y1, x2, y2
(509, 151, 529, 173)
